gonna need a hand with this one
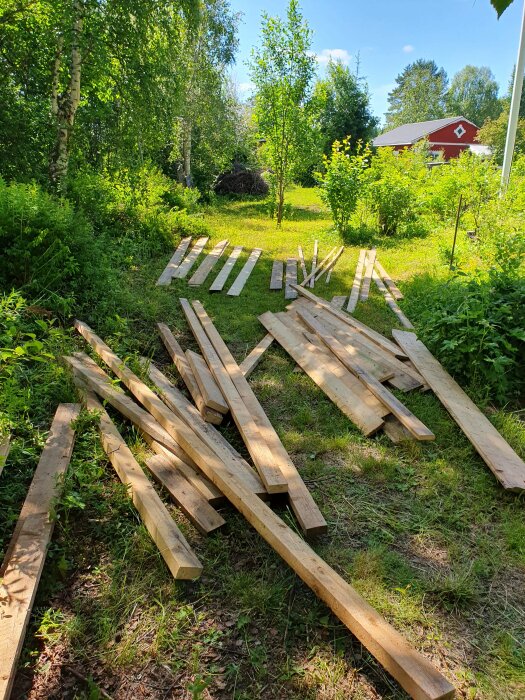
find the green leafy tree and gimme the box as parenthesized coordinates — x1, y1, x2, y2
(385, 59, 448, 128)
(249, 0, 316, 224)
(491, 0, 515, 17)
(476, 109, 525, 163)
(446, 65, 501, 126)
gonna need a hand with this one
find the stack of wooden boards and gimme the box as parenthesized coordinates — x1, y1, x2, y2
(271, 240, 345, 299)
(156, 236, 262, 297)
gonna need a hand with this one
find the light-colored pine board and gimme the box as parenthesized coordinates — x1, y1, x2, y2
(393, 330, 525, 491)
(157, 323, 223, 425)
(383, 415, 415, 444)
(360, 248, 377, 301)
(186, 349, 228, 414)
(145, 453, 225, 535)
(375, 260, 404, 300)
(210, 245, 243, 292)
(188, 239, 229, 286)
(179, 300, 287, 494)
(0, 436, 10, 477)
(0, 404, 80, 700)
(69, 328, 455, 700)
(309, 239, 318, 288)
(297, 308, 434, 441)
(191, 300, 327, 536)
(347, 249, 367, 312)
(172, 236, 209, 279)
(301, 246, 336, 287)
(331, 296, 346, 309)
(269, 260, 284, 290)
(298, 246, 308, 281)
(372, 269, 414, 329)
(227, 247, 263, 296)
(317, 246, 344, 283)
(155, 237, 192, 286)
(239, 334, 274, 378)
(285, 258, 298, 300)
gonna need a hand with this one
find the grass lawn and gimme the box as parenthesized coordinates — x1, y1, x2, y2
(2, 186, 525, 700)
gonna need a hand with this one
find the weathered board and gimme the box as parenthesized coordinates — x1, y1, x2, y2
(372, 270, 414, 329)
(285, 258, 298, 300)
(347, 249, 366, 312)
(310, 239, 318, 288)
(0, 436, 10, 477)
(331, 296, 346, 309)
(209, 245, 243, 292)
(239, 334, 274, 378)
(155, 237, 192, 286)
(375, 260, 404, 299)
(301, 247, 336, 287)
(173, 236, 209, 279)
(188, 239, 229, 286)
(297, 246, 308, 281)
(360, 248, 377, 301)
(269, 260, 284, 290)
(317, 246, 344, 284)
(227, 248, 263, 296)
(186, 349, 229, 414)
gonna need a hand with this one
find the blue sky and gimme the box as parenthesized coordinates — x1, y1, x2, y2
(228, 0, 523, 125)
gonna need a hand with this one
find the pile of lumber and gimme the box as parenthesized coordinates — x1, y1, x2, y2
(271, 241, 344, 297)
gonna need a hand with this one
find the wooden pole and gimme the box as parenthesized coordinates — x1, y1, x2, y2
(449, 194, 463, 271)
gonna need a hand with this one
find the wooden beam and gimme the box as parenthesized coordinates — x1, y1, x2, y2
(269, 260, 284, 290)
(297, 246, 308, 281)
(0, 436, 10, 477)
(0, 404, 80, 700)
(239, 334, 274, 378)
(155, 237, 192, 286)
(191, 300, 327, 536)
(375, 260, 404, 300)
(173, 236, 209, 279)
(227, 248, 262, 296)
(210, 245, 243, 292)
(285, 258, 298, 299)
(309, 239, 318, 288)
(188, 239, 229, 286)
(178, 300, 287, 494)
(393, 330, 525, 490)
(70, 324, 454, 700)
(360, 248, 376, 301)
(372, 270, 414, 329)
(331, 296, 346, 309)
(383, 415, 415, 444)
(347, 249, 366, 312)
(186, 349, 229, 414)
(301, 247, 337, 287)
(325, 246, 344, 284)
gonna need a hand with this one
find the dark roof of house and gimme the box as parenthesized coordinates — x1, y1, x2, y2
(372, 117, 477, 147)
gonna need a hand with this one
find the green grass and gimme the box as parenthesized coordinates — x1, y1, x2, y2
(1, 186, 525, 699)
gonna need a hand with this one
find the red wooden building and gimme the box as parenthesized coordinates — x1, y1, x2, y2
(372, 116, 486, 160)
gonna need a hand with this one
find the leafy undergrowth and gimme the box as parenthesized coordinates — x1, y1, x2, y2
(1, 187, 524, 699)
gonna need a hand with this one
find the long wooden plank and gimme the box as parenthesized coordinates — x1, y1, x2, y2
(360, 248, 377, 301)
(186, 349, 228, 414)
(70, 326, 455, 700)
(393, 330, 525, 491)
(0, 404, 80, 700)
(301, 246, 336, 287)
(155, 237, 192, 286)
(269, 260, 284, 290)
(347, 249, 367, 312)
(309, 239, 318, 288)
(317, 246, 344, 284)
(372, 269, 414, 329)
(173, 236, 209, 279)
(157, 323, 223, 425)
(188, 239, 229, 286)
(297, 308, 434, 441)
(375, 260, 404, 300)
(285, 258, 298, 300)
(179, 300, 287, 494)
(297, 246, 308, 281)
(239, 334, 274, 378)
(191, 300, 327, 536)
(331, 295, 346, 309)
(227, 248, 262, 296)
(0, 436, 10, 477)
(210, 245, 243, 292)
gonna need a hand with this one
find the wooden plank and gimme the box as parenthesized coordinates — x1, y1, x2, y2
(210, 245, 243, 292)
(360, 248, 377, 301)
(297, 246, 308, 281)
(393, 330, 525, 491)
(285, 258, 298, 300)
(297, 308, 434, 441)
(383, 415, 415, 444)
(372, 269, 414, 329)
(375, 260, 404, 300)
(157, 323, 223, 425)
(172, 236, 209, 279)
(317, 246, 344, 284)
(0, 404, 80, 700)
(155, 237, 192, 286)
(239, 334, 274, 378)
(179, 300, 287, 494)
(186, 349, 228, 414)
(331, 295, 346, 309)
(188, 239, 229, 286)
(69, 327, 455, 700)
(227, 248, 262, 296)
(347, 249, 367, 312)
(191, 300, 327, 536)
(83, 392, 203, 574)
(269, 260, 284, 290)
(309, 239, 318, 288)
(145, 454, 225, 535)
(301, 246, 336, 287)
(0, 436, 10, 477)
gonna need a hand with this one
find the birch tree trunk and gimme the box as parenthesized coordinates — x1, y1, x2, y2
(182, 119, 192, 186)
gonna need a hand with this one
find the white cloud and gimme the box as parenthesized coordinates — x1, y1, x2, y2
(238, 81, 254, 94)
(402, 44, 414, 53)
(315, 48, 351, 66)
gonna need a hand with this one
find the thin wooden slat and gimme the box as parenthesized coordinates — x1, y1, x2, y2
(157, 323, 223, 425)
(347, 249, 367, 312)
(301, 246, 337, 287)
(0, 436, 10, 477)
(360, 248, 377, 301)
(285, 258, 298, 300)
(331, 296, 346, 309)
(69, 328, 455, 700)
(372, 269, 414, 329)
(297, 308, 434, 441)
(188, 239, 229, 286)
(191, 300, 327, 536)
(227, 248, 262, 296)
(210, 245, 243, 292)
(186, 349, 228, 414)
(269, 260, 284, 290)
(393, 330, 525, 491)
(239, 334, 274, 378)
(309, 239, 318, 288)
(297, 246, 308, 281)
(317, 246, 344, 284)
(0, 404, 80, 700)
(173, 236, 209, 279)
(375, 260, 404, 300)
(179, 300, 287, 494)
(155, 237, 192, 286)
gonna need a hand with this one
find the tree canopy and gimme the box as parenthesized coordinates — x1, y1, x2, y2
(385, 59, 448, 128)
(446, 65, 501, 126)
